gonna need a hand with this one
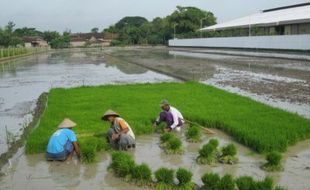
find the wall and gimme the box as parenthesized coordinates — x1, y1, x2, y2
(169, 34, 310, 50)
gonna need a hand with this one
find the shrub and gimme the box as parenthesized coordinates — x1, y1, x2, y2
(201, 172, 220, 190)
(262, 152, 283, 171)
(235, 176, 255, 190)
(155, 167, 174, 184)
(185, 126, 202, 142)
(176, 168, 192, 185)
(109, 151, 135, 178)
(131, 163, 152, 186)
(218, 174, 235, 190)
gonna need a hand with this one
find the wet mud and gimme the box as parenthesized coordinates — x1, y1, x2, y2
(0, 49, 175, 155)
(1, 129, 309, 190)
(106, 47, 310, 118)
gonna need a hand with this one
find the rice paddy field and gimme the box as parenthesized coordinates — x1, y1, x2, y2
(26, 82, 310, 154)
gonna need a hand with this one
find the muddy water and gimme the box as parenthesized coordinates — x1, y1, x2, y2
(107, 47, 310, 118)
(0, 49, 175, 155)
(1, 129, 309, 190)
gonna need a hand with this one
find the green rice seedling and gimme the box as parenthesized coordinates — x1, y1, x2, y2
(274, 186, 288, 190)
(235, 176, 255, 190)
(155, 167, 175, 190)
(218, 174, 235, 190)
(80, 141, 97, 163)
(219, 143, 238, 164)
(252, 177, 274, 190)
(185, 126, 202, 142)
(176, 168, 195, 190)
(131, 163, 153, 186)
(165, 136, 183, 154)
(160, 133, 175, 147)
(208, 139, 219, 148)
(26, 82, 310, 154)
(201, 172, 221, 190)
(109, 151, 135, 178)
(79, 136, 108, 163)
(262, 152, 283, 171)
(197, 142, 217, 164)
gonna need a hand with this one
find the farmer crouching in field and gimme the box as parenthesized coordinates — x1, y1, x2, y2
(153, 100, 184, 132)
(102, 109, 136, 151)
(46, 118, 81, 161)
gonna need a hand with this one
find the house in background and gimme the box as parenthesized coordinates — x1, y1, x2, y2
(23, 36, 49, 48)
(70, 32, 118, 47)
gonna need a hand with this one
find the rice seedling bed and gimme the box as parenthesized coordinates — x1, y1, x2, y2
(26, 82, 310, 156)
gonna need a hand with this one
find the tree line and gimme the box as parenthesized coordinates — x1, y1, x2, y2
(0, 6, 217, 48)
(105, 6, 216, 45)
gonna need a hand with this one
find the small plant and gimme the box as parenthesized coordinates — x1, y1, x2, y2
(253, 176, 274, 190)
(185, 126, 202, 142)
(218, 174, 235, 190)
(208, 139, 219, 148)
(197, 142, 217, 164)
(160, 133, 175, 147)
(235, 176, 255, 190)
(131, 163, 153, 186)
(109, 151, 136, 178)
(166, 137, 183, 154)
(274, 186, 288, 190)
(219, 143, 238, 164)
(80, 143, 96, 163)
(201, 172, 220, 190)
(79, 136, 108, 163)
(155, 167, 174, 190)
(176, 168, 195, 190)
(262, 152, 283, 171)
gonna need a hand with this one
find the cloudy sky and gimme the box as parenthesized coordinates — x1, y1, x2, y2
(0, 0, 308, 32)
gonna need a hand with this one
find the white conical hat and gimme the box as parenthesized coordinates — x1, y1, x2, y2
(58, 118, 77, 128)
(101, 109, 120, 120)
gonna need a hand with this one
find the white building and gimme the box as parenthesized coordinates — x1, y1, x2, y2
(169, 3, 310, 51)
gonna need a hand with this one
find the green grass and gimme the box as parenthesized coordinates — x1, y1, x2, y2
(26, 82, 310, 154)
(262, 152, 283, 172)
(185, 126, 202, 142)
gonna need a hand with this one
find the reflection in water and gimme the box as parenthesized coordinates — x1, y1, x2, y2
(1, 129, 310, 190)
(0, 49, 175, 155)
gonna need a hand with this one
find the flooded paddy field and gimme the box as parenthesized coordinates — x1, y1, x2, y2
(0, 47, 310, 190)
(1, 129, 310, 190)
(105, 47, 310, 118)
(0, 48, 175, 155)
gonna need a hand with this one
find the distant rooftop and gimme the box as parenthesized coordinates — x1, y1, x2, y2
(201, 3, 310, 31)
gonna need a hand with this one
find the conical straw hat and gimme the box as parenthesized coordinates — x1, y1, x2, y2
(101, 109, 119, 120)
(58, 118, 77, 128)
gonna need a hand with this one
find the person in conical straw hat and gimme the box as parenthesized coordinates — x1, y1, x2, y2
(153, 99, 184, 132)
(46, 118, 80, 161)
(102, 109, 135, 151)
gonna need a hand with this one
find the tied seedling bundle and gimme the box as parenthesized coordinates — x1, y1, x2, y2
(262, 151, 283, 172)
(185, 125, 202, 143)
(160, 133, 183, 154)
(197, 139, 219, 164)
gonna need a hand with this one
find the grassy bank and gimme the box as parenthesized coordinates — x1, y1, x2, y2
(0, 47, 49, 63)
(26, 82, 310, 154)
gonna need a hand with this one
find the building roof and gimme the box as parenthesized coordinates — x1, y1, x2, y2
(201, 3, 310, 31)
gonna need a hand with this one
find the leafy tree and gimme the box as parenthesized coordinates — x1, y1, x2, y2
(42, 31, 60, 43)
(14, 27, 43, 37)
(91, 27, 99, 33)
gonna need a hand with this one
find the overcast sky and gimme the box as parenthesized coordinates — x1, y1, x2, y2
(0, 0, 308, 33)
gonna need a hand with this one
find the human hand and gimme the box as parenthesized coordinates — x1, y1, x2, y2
(164, 128, 171, 132)
(112, 133, 120, 140)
